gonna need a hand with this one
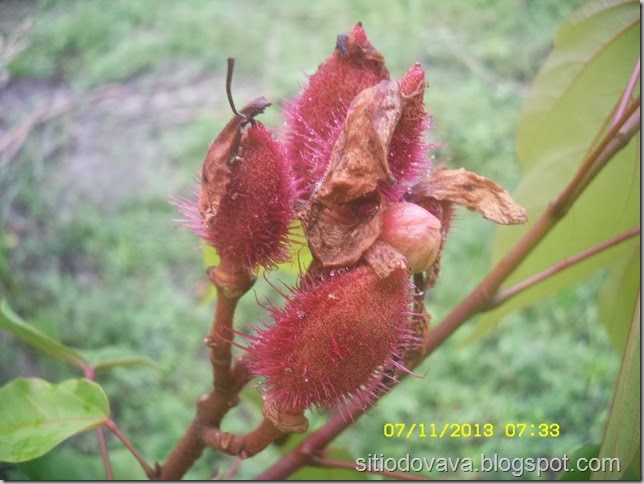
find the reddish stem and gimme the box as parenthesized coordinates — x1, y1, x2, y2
(559, 98, 639, 215)
(160, 260, 254, 482)
(96, 427, 114, 480)
(160, 357, 253, 480)
(209, 285, 240, 391)
(225, 457, 243, 480)
(104, 419, 156, 479)
(613, 56, 640, 127)
(82, 364, 113, 479)
(492, 226, 640, 308)
(201, 417, 285, 457)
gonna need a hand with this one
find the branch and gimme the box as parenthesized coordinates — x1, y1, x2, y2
(160, 257, 254, 481)
(491, 226, 640, 308)
(104, 419, 156, 479)
(613, 56, 640, 127)
(201, 417, 285, 458)
(96, 427, 114, 480)
(563, 99, 639, 212)
(82, 361, 114, 479)
(224, 456, 242, 480)
(255, 80, 641, 481)
(159, 354, 253, 479)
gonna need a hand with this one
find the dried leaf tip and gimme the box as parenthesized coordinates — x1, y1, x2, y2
(410, 168, 528, 225)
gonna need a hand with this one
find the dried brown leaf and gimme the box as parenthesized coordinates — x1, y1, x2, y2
(364, 240, 409, 278)
(411, 168, 528, 225)
(315, 80, 402, 206)
(300, 200, 383, 267)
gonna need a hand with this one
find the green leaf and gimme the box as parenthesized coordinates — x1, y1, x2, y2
(598, 244, 640, 354)
(80, 345, 158, 371)
(16, 447, 146, 480)
(0, 378, 110, 463)
(0, 300, 88, 369)
(0, 301, 155, 373)
(473, 0, 640, 338)
(591, 291, 640, 480)
(516, 0, 640, 170)
(561, 443, 600, 480)
(621, 445, 641, 480)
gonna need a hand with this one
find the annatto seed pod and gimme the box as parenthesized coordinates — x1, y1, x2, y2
(383, 63, 432, 202)
(378, 202, 442, 274)
(174, 59, 295, 272)
(247, 265, 418, 413)
(283, 22, 390, 200)
(207, 123, 294, 269)
(176, 120, 294, 271)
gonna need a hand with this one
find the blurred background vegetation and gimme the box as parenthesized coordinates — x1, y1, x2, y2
(0, 0, 623, 479)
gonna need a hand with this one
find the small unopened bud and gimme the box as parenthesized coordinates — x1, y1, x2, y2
(378, 202, 442, 273)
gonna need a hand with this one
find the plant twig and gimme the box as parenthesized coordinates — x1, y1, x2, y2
(312, 455, 433, 480)
(82, 364, 114, 479)
(208, 289, 240, 391)
(201, 417, 285, 458)
(491, 226, 640, 308)
(255, 80, 641, 481)
(95, 427, 114, 480)
(225, 456, 243, 480)
(104, 419, 156, 479)
(613, 56, 640, 128)
(160, 355, 253, 479)
(160, 275, 251, 482)
(561, 98, 639, 216)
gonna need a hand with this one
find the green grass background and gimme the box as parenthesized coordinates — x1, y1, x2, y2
(0, 0, 620, 479)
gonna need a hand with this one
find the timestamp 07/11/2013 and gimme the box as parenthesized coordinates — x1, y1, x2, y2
(382, 422, 561, 439)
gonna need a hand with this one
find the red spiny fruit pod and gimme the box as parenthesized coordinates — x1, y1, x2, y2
(284, 22, 390, 201)
(209, 123, 294, 269)
(381, 63, 432, 202)
(176, 121, 294, 271)
(247, 266, 418, 414)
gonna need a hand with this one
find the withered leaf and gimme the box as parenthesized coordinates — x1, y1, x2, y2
(199, 97, 271, 223)
(315, 80, 403, 206)
(364, 240, 409, 279)
(301, 79, 420, 268)
(410, 168, 528, 225)
(300, 200, 383, 268)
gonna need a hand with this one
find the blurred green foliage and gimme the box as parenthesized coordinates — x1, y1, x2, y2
(1, 0, 625, 480)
